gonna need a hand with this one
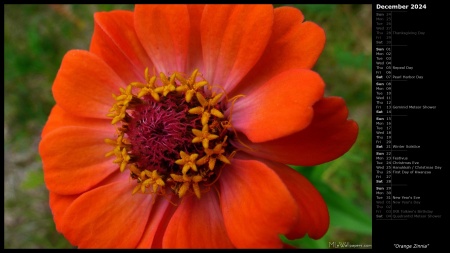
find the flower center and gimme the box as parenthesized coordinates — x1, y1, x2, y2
(105, 68, 237, 199)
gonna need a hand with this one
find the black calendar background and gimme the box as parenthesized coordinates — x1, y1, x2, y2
(372, 2, 447, 250)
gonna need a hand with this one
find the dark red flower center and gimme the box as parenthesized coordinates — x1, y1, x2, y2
(127, 94, 195, 174)
(105, 68, 240, 200)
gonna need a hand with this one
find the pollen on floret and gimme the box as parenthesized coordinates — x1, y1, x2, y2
(105, 68, 242, 202)
(192, 124, 219, 149)
(175, 151, 199, 175)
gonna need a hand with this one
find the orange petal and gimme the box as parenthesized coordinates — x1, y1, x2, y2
(272, 6, 325, 68)
(58, 181, 157, 248)
(49, 191, 79, 235)
(186, 4, 205, 72)
(48, 171, 128, 239)
(41, 105, 111, 137)
(268, 160, 329, 239)
(230, 69, 324, 143)
(232, 6, 325, 96)
(219, 156, 298, 248)
(162, 191, 234, 248)
(39, 126, 117, 195)
(237, 97, 359, 166)
(201, 4, 273, 93)
(134, 4, 190, 74)
(136, 196, 177, 248)
(90, 10, 154, 84)
(52, 50, 125, 119)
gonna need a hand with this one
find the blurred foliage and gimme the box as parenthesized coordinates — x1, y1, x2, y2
(4, 4, 372, 249)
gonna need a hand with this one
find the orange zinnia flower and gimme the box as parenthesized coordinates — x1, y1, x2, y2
(39, 4, 358, 248)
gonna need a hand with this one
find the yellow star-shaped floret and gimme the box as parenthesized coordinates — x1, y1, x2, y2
(175, 151, 199, 174)
(170, 173, 203, 198)
(192, 124, 219, 149)
(197, 141, 231, 170)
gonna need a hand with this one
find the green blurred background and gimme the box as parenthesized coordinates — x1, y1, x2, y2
(4, 4, 372, 249)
